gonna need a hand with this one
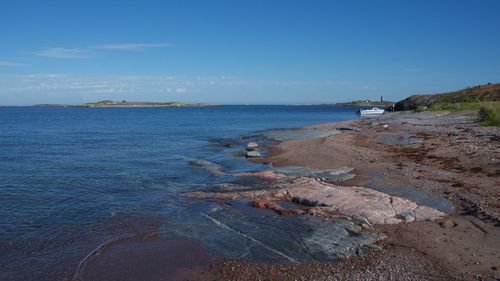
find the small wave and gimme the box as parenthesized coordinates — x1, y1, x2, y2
(72, 232, 158, 281)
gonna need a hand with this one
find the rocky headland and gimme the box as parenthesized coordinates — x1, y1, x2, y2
(394, 83, 500, 111)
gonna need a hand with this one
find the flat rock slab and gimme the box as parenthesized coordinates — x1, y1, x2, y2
(161, 202, 384, 263)
(262, 128, 339, 141)
(375, 132, 422, 145)
(365, 182, 454, 214)
(286, 177, 446, 225)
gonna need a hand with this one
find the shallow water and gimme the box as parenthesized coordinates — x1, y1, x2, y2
(0, 105, 358, 280)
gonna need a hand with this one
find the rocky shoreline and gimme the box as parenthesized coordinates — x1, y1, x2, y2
(76, 110, 499, 281)
(188, 110, 499, 280)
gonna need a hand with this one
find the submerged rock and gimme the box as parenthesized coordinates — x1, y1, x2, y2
(188, 159, 226, 176)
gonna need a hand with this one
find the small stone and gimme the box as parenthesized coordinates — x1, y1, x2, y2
(439, 219, 456, 229)
(246, 142, 259, 150)
(361, 223, 371, 229)
(245, 151, 262, 158)
(404, 214, 415, 223)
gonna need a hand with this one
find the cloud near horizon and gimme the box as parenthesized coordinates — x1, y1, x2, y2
(33, 43, 172, 59)
(92, 43, 173, 50)
(0, 61, 28, 67)
(0, 74, 382, 106)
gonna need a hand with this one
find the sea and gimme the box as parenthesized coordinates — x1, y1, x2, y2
(0, 105, 359, 280)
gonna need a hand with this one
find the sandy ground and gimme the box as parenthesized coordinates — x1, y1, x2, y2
(206, 111, 499, 280)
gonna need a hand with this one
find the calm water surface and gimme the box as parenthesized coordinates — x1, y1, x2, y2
(0, 105, 358, 280)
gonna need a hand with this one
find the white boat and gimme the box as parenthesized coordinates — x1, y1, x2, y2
(356, 107, 385, 116)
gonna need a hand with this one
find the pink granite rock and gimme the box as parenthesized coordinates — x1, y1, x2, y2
(283, 177, 445, 225)
(186, 170, 446, 225)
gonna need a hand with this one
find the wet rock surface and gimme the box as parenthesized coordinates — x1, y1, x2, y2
(161, 201, 384, 264)
(188, 158, 227, 176)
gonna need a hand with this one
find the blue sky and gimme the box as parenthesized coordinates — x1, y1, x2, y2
(1, 0, 499, 105)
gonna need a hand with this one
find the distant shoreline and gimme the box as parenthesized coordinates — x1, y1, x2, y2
(32, 100, 218, 108)
(335, 100, 394, 107)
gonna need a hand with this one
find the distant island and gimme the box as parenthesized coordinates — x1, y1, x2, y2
(33, 100, 217, 107)
(335, 100, 395, 107)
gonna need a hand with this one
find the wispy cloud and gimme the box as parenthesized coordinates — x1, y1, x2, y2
(0, 61, 28, 67)
(34, 48, 90, 59)
(92, 43, 173, 51)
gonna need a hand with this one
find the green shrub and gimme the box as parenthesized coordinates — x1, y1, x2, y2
(478, 106, 500, 127)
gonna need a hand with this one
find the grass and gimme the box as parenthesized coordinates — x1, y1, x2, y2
(417, 101, 500, 127)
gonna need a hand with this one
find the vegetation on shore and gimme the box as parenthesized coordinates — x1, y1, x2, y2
(415, 101, 500, 127)
(477, 104, 500, 127)
(393, 82, 500, 127)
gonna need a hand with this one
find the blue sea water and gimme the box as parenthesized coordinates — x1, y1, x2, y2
(0, 105, 358, 280)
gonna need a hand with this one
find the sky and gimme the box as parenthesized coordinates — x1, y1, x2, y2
(0, 0, 499, 105)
